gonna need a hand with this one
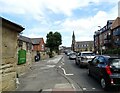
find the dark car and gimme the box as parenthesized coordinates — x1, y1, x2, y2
(88, 55, 120, 90)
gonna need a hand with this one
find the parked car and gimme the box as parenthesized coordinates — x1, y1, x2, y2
(88, 55, 120, 90)
(67, 51, 74, 56)
(75, 51, 95, 67)
(69, 52, 76, 60)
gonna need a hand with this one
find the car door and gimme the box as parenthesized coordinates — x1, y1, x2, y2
(90, 56, 99, 77)
(95, 56, 106, 80)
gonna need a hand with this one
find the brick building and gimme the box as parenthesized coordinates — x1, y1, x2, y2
(94, 17, 120, 54)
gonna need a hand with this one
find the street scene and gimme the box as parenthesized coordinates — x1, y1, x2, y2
(1, 0, 120, 93)
(16, 53, 120, 92)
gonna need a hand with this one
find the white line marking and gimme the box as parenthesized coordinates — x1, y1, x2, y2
(59, 66, 61, 68)
(71, 84, 76, 90)
(61, 68, 74, 76)
(83, 88, 86, 90)
(92, 88, 96, 90)
(61, 62, 64, 65)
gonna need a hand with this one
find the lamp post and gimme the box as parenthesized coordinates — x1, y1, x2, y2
(98, 26, 102, 55)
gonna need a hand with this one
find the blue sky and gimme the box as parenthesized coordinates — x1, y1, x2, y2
(0, 0, 119, 47)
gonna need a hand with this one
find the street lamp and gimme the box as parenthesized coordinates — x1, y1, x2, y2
(98, 26, 102, 55)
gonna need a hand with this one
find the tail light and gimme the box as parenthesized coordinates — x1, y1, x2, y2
(105, 65, 112, 75)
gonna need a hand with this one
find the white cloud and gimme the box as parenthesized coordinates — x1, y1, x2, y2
(0, 0, 118, 46)
(60, 6, 117, 44)
(0, 0, 118, 17)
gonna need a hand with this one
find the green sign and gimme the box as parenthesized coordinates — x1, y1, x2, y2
(18, 49, 26, 65)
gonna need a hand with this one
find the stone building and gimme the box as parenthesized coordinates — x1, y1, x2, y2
(17, 35, 33, 76)
(1, 17, 24, 91)
(75, 41, 94, 52)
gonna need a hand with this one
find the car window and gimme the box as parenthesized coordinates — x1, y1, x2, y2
(82, 53, 95, 56)
(109, 58, 120, 68)
(92, 57, 99, 65)
(98, 57, 106, 64)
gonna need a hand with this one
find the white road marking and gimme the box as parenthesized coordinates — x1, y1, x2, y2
(59, 66, 61, 68)
(40, 65, 55, 69)
(83, 88, 87, 91)
(61, 68, 74, 76)
(92, 88, 96, 90)
(71, 84, 76, 90)
(61, 62, 64, 65)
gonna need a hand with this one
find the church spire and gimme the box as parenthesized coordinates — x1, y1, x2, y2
(72, 31, 75, 51)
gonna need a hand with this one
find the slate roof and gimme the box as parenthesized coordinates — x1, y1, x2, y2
(76, 41, 94, 44)
(1, 17, 25, 32)
(112, 17, 120, 29)
(31, 38, 42, 45)
(18, 35, 32, 43)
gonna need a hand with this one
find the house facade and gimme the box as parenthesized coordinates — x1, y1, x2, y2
(111, 17, 120, 48)
(31, 38, 48, 60)
(17, 35, 33, 76)
(31, 38, 45, 52)
(94, 20, 114, 54)
(1, 17, 24, 91)
(75, 41, 94, 52)
(94, 17, 120, 54)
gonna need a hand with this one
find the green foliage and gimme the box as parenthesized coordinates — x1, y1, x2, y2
(103, 48, 120, 55)
(46, 31, 62, 57)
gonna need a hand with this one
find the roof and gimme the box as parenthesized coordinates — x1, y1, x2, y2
(76, 41, 94, 44)
(31, 38, 43, 44)
(1, 17, 25, 32)
(111, 17, 120, 30)
(18, 35, 32, 43)
(81, 51, 93, 53)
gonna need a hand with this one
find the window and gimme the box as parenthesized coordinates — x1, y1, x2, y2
(18, 40, 23, 47)
(92, 57, 99, 65)
(99, 57, 105, 63)
(109, 58, 120, 68)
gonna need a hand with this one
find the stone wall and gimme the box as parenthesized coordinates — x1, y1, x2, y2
(32, 51, 49, 61)
(17, 42, 33, 76)
(2, 27, 18, 91)
(0, 19, 2, 92)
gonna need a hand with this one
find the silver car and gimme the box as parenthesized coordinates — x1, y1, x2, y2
(69, 52, 76, 60)
(75, 51, 95, 67)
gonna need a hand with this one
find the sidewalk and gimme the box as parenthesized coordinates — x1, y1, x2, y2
(16, 55, 75, 92)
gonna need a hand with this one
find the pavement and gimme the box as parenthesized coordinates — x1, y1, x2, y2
(16, 55, 76, 92)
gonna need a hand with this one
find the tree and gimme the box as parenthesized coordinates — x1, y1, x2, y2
(46, 31, 62, 57)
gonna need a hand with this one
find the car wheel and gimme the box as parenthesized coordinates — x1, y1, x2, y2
(88, 69, 91, 76)
(79, 63, 82, 68)
(75, 60, 78, 65)
(100, 78, 108, 90)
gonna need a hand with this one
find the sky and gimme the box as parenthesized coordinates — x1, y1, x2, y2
(0, 0, 119, 47)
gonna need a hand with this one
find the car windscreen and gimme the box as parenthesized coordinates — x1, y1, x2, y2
(82, 53, 95, 56)
(109, 58, 120, 68)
